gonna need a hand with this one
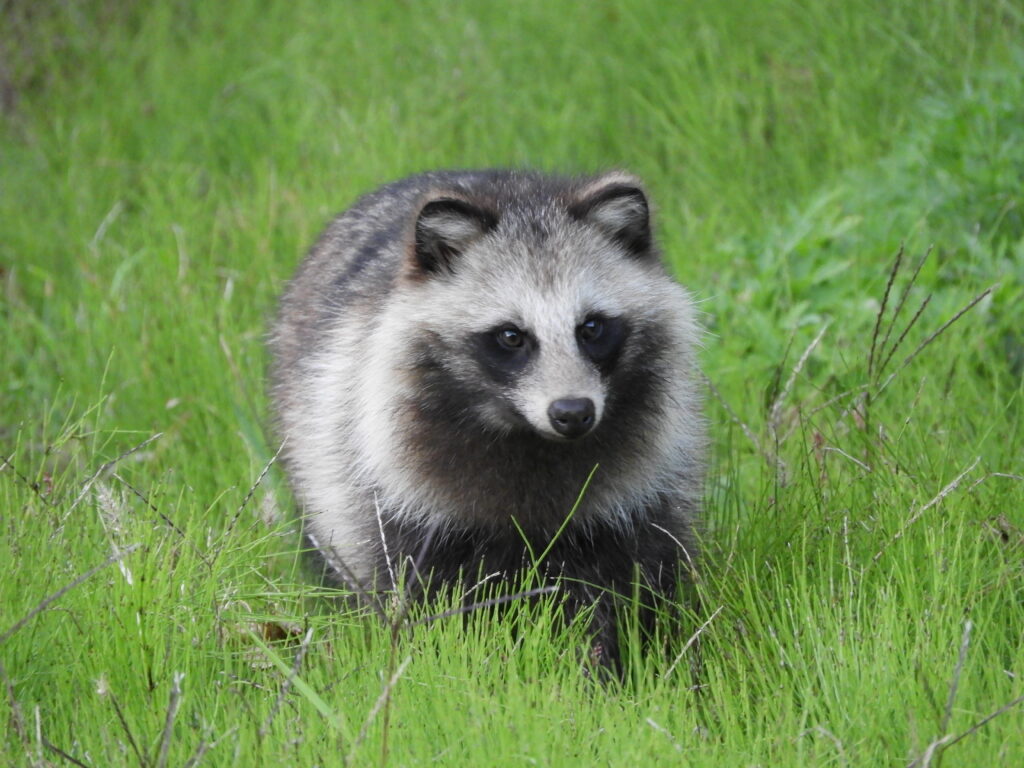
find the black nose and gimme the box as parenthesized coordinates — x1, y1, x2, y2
(547, 398, 596, 439)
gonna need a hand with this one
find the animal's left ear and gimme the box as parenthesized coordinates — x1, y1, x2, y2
(568, 173, 652, 257)
(411, 195, 497, 277)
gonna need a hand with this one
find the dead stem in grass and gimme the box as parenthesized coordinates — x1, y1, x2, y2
(67, 433, 163, 515)
(871, 458, 981, 564)
(0, 544, 141, 645)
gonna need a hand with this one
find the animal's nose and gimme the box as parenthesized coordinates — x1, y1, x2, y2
(547, 398, 596, 439)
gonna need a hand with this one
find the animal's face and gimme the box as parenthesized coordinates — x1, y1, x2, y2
(391, 173, 687, 442)
(467, 309, 627, 440)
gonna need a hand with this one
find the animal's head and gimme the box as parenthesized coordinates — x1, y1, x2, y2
(389, 171, 696, 443)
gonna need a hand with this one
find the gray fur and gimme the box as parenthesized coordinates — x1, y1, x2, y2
(269, 170, 705, 639)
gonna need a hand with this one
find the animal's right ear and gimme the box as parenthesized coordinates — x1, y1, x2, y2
(568, 173, 652, 257)
(411, 196, 497, 277)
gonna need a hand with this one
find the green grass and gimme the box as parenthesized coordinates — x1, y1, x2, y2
(2, 1, 1023, 765)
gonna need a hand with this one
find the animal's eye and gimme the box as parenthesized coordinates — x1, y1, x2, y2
(576, 315, 628, 372)
(495, 326, 525, 349)
(578, 317, 604, 343)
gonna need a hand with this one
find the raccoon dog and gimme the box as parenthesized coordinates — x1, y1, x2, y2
(270, 169, 704, 665)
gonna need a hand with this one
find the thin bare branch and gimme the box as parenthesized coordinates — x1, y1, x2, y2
(877, 293, 932, 380)
(350, 655, 412, 756)
(908, 734, 952, 768)
(822, 446, 871, 472)
(156, 672, 184, 768)
(182, 738, 210, 768)
(702, 373, 760, 451)
(799, 725, 849, 768)
(869, 245, 904, 378)
(703, 373, 784, 475)
(0, 544, 141, 644)
(373, 493, 397, 591)
(967, 472, 1024, 493)
(226, 441, 285, 538)
(460, 572, 502, 602)
(942, 620, 973, 734)
(405, 523, 439, 600)
(944, 692, 1024, 750)
(0, 658, 29, 749)
(111, 472, 212, 570)
(795, 384, 869, 422)
(306, 532, 390, 625)
(186, 727, 236, 768)
(664, 605, 724, 678)
(645, 718, 682, 752)
(877, 285, 996, 396)
(877, 247, 931, 378)
(106, 689, 146, 768)
(0, 452, 56, 506)
(41, 736, 92, 768)
(872, 458, 980, 563)
(260, 627, 314, 737)
(68, 433, 163, 514)
(770, 321, 830, 432)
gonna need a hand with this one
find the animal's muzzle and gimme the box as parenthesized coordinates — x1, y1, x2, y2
(547, 397, 596, 439)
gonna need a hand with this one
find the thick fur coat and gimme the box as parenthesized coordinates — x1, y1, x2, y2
(270, 169, 704, 662)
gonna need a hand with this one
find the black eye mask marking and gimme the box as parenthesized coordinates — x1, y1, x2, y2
(468, 314, 629, 387)
(577, 315, 629, 375)
(471, 324, 537, 385)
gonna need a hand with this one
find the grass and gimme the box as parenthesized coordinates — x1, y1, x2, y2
(2, 0, 1023, 765)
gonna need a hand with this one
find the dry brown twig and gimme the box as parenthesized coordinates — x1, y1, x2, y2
(664, 605, 724, 679)
(41, 735, 92, 768)
(156, 672, 184, 768)
(67, 433, 163, 515)
(967, 472, 1024, 493)
(260, 627, 315, 738)
(941, 621, 973, 735)
(0, 544, 141, 645)
(225, 440, 286, 539)
(703, 373, 784, 476)
(305, 532, 390, 625)
(1, 452, 57, 507)
(868, 245, 904, 380)
(877, 293, 932, 380)
(350, 655, 412, 758)
(871, 457, 981, 564)
(876, 247, 931, 378)
(98, 678, 146, 768)
(944, 692, 1024, 751)
(799, 725, 850, 768)
(877, 285, 997, 396)
(769, 320, 830, 435)
(111, 471, 213, 570)
(0, 658, 29, 754)
(909, 734, 952, 768)
(408, 585, 560, 628)
(905, 620, 1024, 768)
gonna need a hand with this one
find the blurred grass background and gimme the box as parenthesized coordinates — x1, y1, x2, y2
(2, 1, 1022, 765)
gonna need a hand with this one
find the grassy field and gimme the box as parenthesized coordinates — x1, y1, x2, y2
(2, 1, 1023, 765)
